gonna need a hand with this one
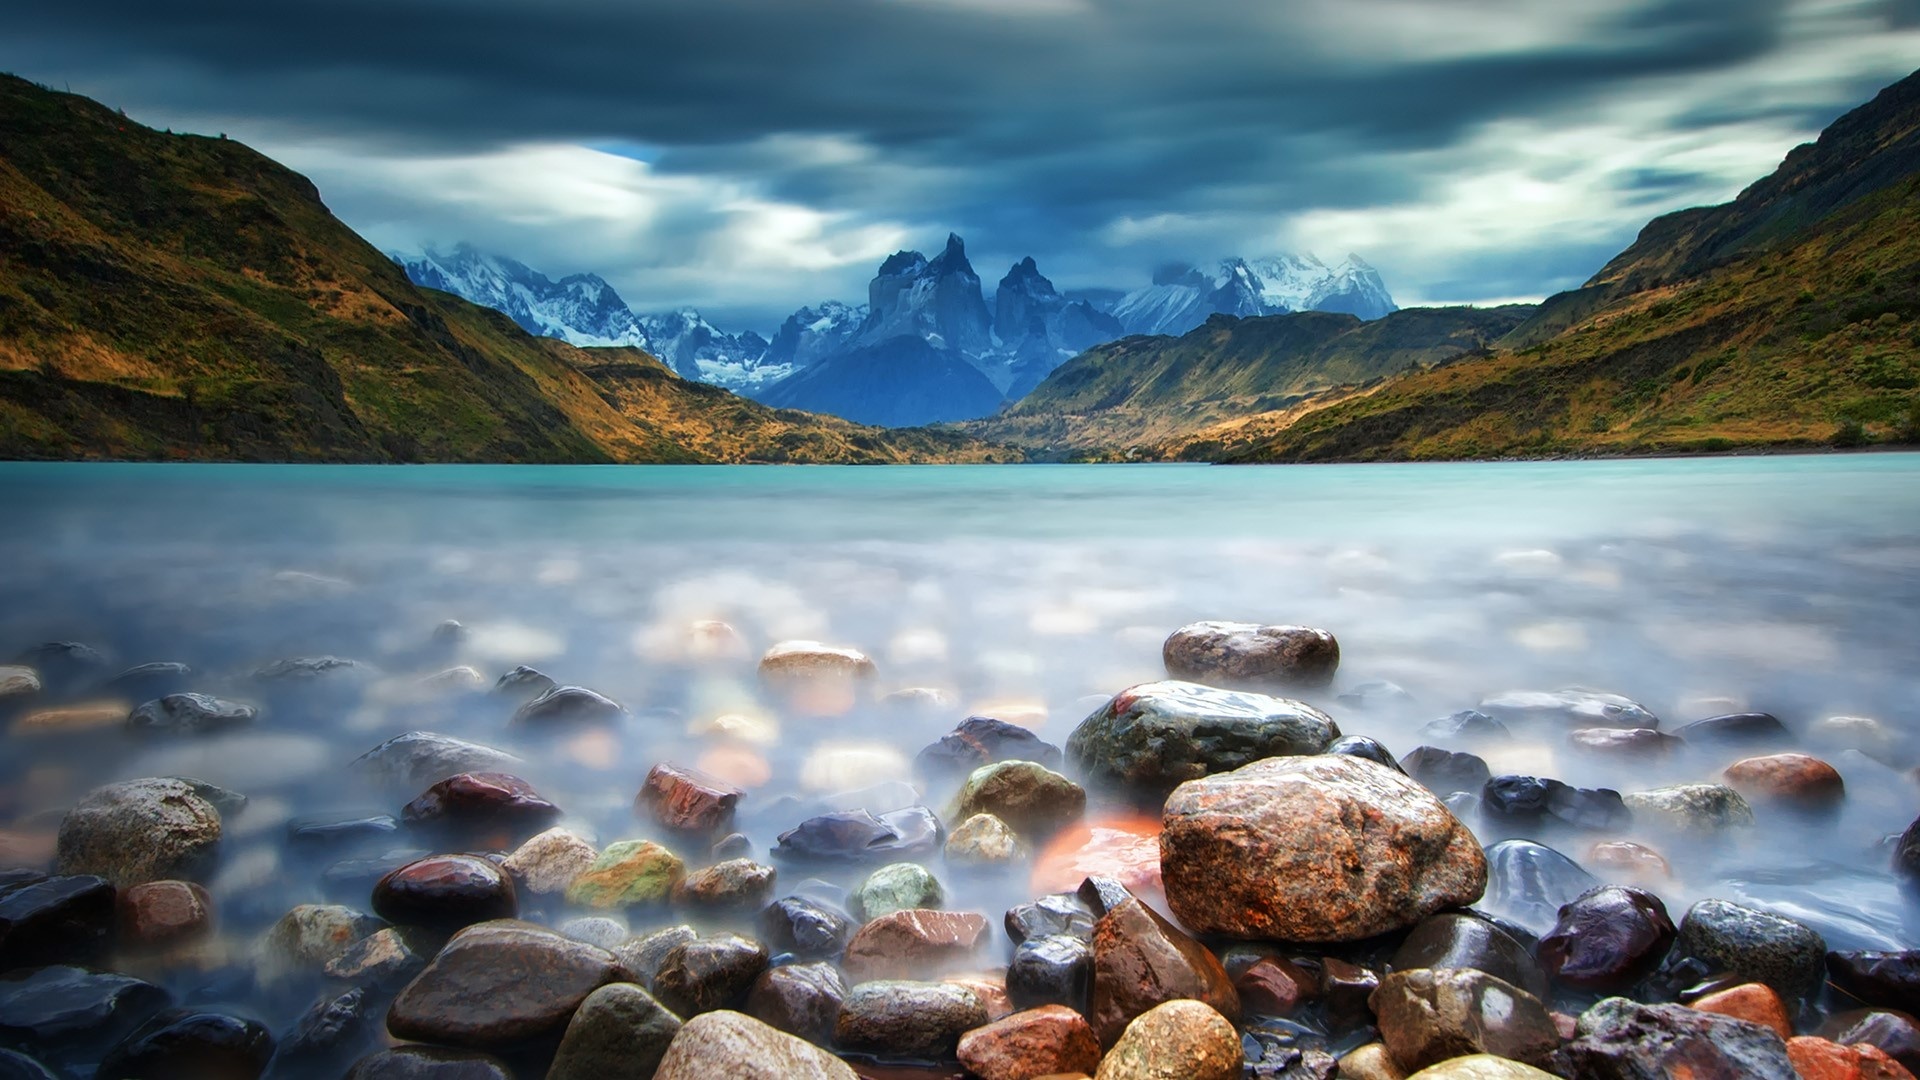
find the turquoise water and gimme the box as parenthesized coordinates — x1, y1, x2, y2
(2, 455, 1919, 1029)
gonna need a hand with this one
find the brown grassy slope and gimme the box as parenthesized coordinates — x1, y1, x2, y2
(0, 74, 1007, 463)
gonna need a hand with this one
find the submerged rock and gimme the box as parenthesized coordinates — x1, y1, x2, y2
(1160, 755, 1485, 942)
(1067, 681, 1339, 797)
(492, 665, 556, 702)
(756, 895, 854, 958)
(951, 760, 1086, 840)
(945, 812, 1027, 864)
(637, 763, 743, 835)
(1420, 709, 1511, 745)
(400, 773, 561, 840)
(1723, 752, 1846, 810)
(118, 880, 214, 950)
(1675, 711, 1792, 747)
(0, 874, 116, 968)
(756, 641, 877, 717)
(344, 1046, 514, 1078)
(1401, 747, 1492, 796)
(95, 1008, 274, 1080)
(349, 732, 523, 789)
(55, 778, 222, 888)
(1480, 775, 1630, 831)
(1478, 688, 1658, 730)
(915, 716, 1062, 779)
(511, 685, 626, 725)
(852, 862, 943, 921)
(126, 694, 256, 735)
(1478, 840, 1600, 938)
(1621, 783, 1754, 834)
(0, 965, 169, 1069)
(1161, 621, 1340, 689)
(773, 806, 942, 864)
(1828, 951, 1920, 1014)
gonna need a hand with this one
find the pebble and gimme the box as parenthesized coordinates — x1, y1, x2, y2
(95, 1007, 275, 1080)
(54, 777, 223, 887)
(1400, 747, 1492, 796)
(1566, 727, 1682, 758)
(566, 840, 686, 908)
(1006, 892, 1095, 944)
(345, 1045, 514, 1078)
(674, 858, 776, 912)
(1692, 981, 1793, 1039)
(638, 763, 744, 835)
(1675, 711, 1793, 746)
(653, 933, 770, 1016)
(1160, 755, 1485, 941)
(118, 880, 214, 949)
(0, 873, 115, 967)
(757, 894, 854, 958)
(1620, 783, 1754, 833)
(1160, 621, 1339, 690)
(1370, 967, 1562, 1074)
(1567, 996, 1796, 1078)
(372, 854, 518, 931)
(1390, 913, 1548, 999)
(835, 980, 987, 1059)
(510, 685, 627, 725)
(1329, 734, 1407, 773)
(1319, 957, 1382, 1032)
(548, 982, 682, 1080)
(1676, 897, 1826, 1000)
(1828, 951, 1920, 1014)
(774, 807, 942, 864)
(654, 1009, 857, 1079)
(1723, 752, 1846, 810)
(842, 908, 988, 981)
(952, 761, 1086, 840)
(493, 665, 557, 702)
(1535, 885, 1675, 990)
(254, 903, 385, 984)
(1478, 839, 1600, 937)
(1419, 709, 1511, 745)
(616, 924, 697, 989)
(1403, 1056, 1560, 1079)
(126, 693, 257, 735)
(1479, 775, 1630, 831)
(1066, 681, 1339, 796)
(400, 772, 562, 841)
(1477, 689, 1659, 730)
(13, 643, 108, 693)
(958, 1004, 1103, 1080)
(1817, 1009, 1920, 1073)
(916, 716, 1063, 779)
(946, 812, 1027, 864)
(1233, 955, 1316, 1017)
(854, 862, 944, 921)
(386, 920, 621, 1051)
(273, 986, 377, 1079)
(1009, 932, 1093, 1010)
(287, 814, 399, 849)
(0, 965, 170, 1069)
(1089, 895, 1239, 1046)
(1093, 998, 1241, 1080)
(322, 926, 422, 989)
(500, 827, 599, 895)
(747, 961, 845, 1045)
(757, 641, 878, 717)
(349, 732, 523, 789)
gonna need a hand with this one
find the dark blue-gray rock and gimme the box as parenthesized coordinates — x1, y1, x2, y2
(1065, 680, 1339, 797)
(615, 925, 697, 991)
(1828, 951, 1920, 1014)
(287, 814, 398, 849)
(349, 731, 522, 789)
(1480, 775, 1630, 831)
(96, 1008, 275, 1080)
(511, 685, 626, 725)
(915, 715, 1063, 779)
(0, 873, 115, 968)
(1327, 735, 1404, 773)
(745, 962, 844, 1046)
(1008, 933, 1092, 1010)
(0, 1049, 57, 1080)
(711, 832, 753, 860)
(1006, 892, 1095, 944)
(1420, 709, 1511, 744)
(1401, 746, 1491, 796)
(1078, 875, 1135, 918)
(1895, 816, 1920, 881)
(1337, 680, 1416, 711)
(344, 1046, 513, 1079)
(756, 896, 852, 959)
(652, 934, 769, 1018)
(103, 662, 195, 700)
(1675, 712, 1791, 746)
(834, 979, 989, 1059)
(1478, 689, 1658, 730)
(252, 656, 366, 684)
(1675, 898, 1826, 1000)
(0, 966, 169, 1070)
(771, 807, 941, 864)
(13, 642, 109, 694)
(1537, 886, 1676, 991)
(1566, 997, 1795, 1079)
(269, 988, 375, 1080)
(1478, 839, 1600, 937)
(128, 694, 257, 735)
(320, 851, 429, 899)
(54, 777, 223, 887)
(1817, 1008, 1920, 1072)
(1388, 912, 1548, 999)
(492, 666, 556, 702)
(547, 982, 682, 1080)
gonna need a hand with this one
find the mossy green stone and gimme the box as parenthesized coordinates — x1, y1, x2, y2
(854, 862, 943, 922)
(565, 840, 685, 908)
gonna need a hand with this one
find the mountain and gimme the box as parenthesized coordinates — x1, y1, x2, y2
(994, 257, 1124, 398)
(762, 300, 867, 370)
(1228, 67, 1920, 462)
(966, 304, 1534, 458)
(856, 233, 994, 357)
(755, 335, 1006, 427)
(0, 74, 1011, 463)
(633, 308, 774, 387)
(1110, 254, 1397, 336)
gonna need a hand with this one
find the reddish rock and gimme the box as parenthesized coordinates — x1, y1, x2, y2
(1820, 1009, 1920, 1073)
(1089, 896, 1239, 1047)
(842, 909, 989, 982)
(957, 1005, 1102, 1080)
(401, 772, 561, 843)
(1536, 885, 1676, 991)
(119, 880, 213, 948)
(1788, 1036, 1918, 1080)
(1162, 621, 1340, 690)
(372, 854, 518, 931)
(1692, 982, 1793, 1039)
(1369, 968, 1561, 1074)
(1032, 817, 1164, 899)
(1586, 841, 1670, 882)
(946, 973, 1014, 1022)
(672, 858, 776, 912)
(1724, 753, 1846, 810)
(1321, 958, 1381, 1031)
(1235, 956, 1316, 1017)
(638, 763, 744, 835)
(1160, 755, 1486, 942)
(1568, 727, 1682, 758)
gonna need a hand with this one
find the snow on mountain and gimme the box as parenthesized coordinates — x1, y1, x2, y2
(635, 308, 772, 383)
(394, 244, 649, 348)
(763, 300, 868, 371)
(1109, 253, 1397, 336)
(856, 233, 995, 356)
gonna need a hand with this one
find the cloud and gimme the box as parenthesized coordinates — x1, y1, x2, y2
(2, 0, 1915, 328)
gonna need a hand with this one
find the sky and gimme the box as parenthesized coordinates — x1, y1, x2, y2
(6, 0, 1918, 332)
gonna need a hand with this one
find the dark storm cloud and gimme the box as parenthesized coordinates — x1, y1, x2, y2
(3, 0, 1914, 324)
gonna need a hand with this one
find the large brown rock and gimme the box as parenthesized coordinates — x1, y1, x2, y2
(1094, 998, 1241, 1080)
(957, 1004, 1102, 1080)
(1723, 753, 1846, 810)
(1160, 755, 1486, 942)
(1089, 896, 1239, 1048)
(841, 908, 988, 982)
(54, 778, 222, 887)
(1161, 621, 1339, 690)
(387, 920, 621, 1050)
(654, 1009, 857, 1080)
(638, 763, 743, 835)
(1370, 968, 1561, 1074)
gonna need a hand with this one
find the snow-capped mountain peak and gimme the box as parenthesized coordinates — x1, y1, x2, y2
(394, 245, 649, 349)
(1109, 251, 1397, 336)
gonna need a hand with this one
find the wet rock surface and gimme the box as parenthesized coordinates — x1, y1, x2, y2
(1724, 752, 1846, 810)
(673, 857, 777, 912)
(652, 933, 769, 1017)
(1089, 896, 1239, 1047)
(511, 685, 626, 725)
(1536, 885, 1675, 991)
(747, 961, 845, 1045)
(372, 854, 518, 931)
(96, 1008, 275, 1080)
(0, 873, 116, 967)
(1066, 681, 1339, 796)
(1675, 897, 1827, 1000)
(1161, 621, 1340, 690)
(400, 772, 561, 841)
(1829, 951, 1920, 1014)
(344, 1045, 516, 1079)
(565, 840, 686, 908)
(656, 1008, 857, 1079)
(842, 908, 988, 981)
(758, 894, 854, 958)
(126, 693, 256, 735)
(385, 920, 621, 1050)
(1369, 967, 1561, 1074)
(951, 760, 1086, 840)
(0, 965, 170, 1069)
(547, 982, 682, 1080)
(1094, 998, 1242, 1080)
(916, 716, 1062, 778)
(1401, 747, 1492, 795)
(1566, 996, 1797, 1078)
(958, 1004, 1103, 1080)
(639, 763, 744, 835)
(1009, 931, 1093, 1010)
(350, 732, 523, 789)
(118, 879, 214, 949)
(1160, 755, 1485, 942)
(835, 980, 988, 1058)
(1390, 913, 1548, 1000)
(853, 862, 944, 921)
(54, 778, 223, 887)
(1477, 840, 1599, 937)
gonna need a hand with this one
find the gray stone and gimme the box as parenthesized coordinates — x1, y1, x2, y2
(1622, 784, 1754, 834)
(126, 694, 257, 735)
(653, 1010, 856, 1080)
(54, 778, 223, 888)
(548, 983, 681, 1080)
(1566, 997, 1795, 1078)
(1675, 898, 1826, 1000)
(835, 980, 987, 1059)
(349, 731, 523, 789)
(1066, 680, 1339, 796)
(853, 862, 943, 921)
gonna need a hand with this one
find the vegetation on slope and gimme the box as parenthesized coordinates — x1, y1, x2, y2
(0, 74, 1011, 463)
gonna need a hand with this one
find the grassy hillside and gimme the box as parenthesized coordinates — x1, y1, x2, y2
(0, 74, 1010, 463)
(1230, 69, 1920, 463)
(966, 304, 1534, 458)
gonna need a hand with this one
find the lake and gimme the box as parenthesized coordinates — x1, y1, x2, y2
(2, 455, 1919, 1057)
